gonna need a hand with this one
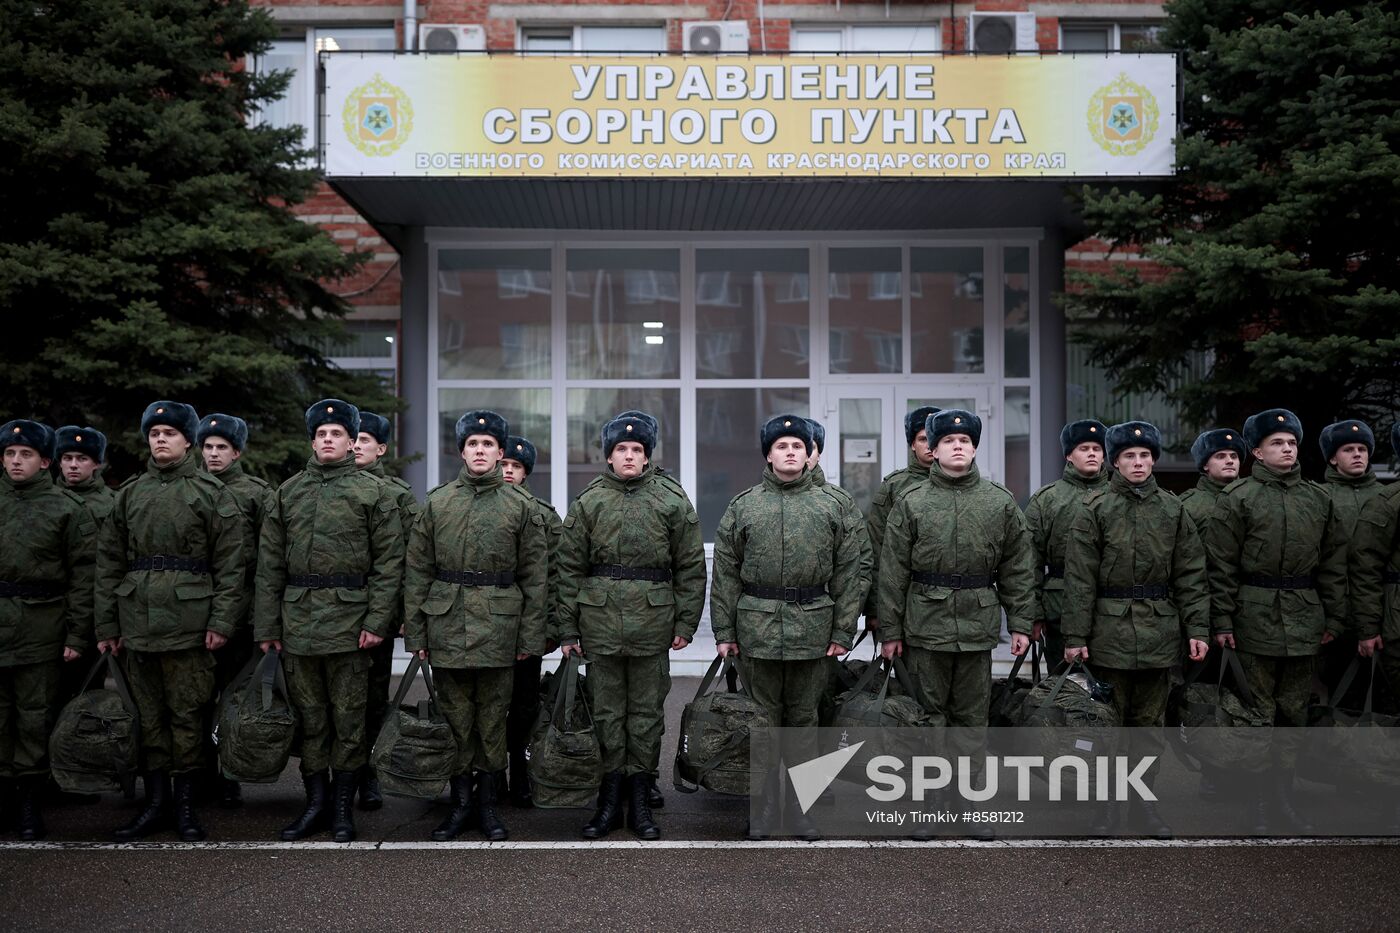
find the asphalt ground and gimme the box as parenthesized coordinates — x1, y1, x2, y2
(4, 677, 1400, 931)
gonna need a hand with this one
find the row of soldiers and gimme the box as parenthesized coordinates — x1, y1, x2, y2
(2, 399, 1398, 842)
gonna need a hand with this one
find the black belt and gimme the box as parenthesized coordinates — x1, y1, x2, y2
(589, 564, 672, 582)
(1099, 584, 1170, 600)
(742, 583, 827, 604)
(0, 581, 61, 599)
(913, 572, 993, 589)
(1044, 565, 1065, 579)
(435, 569, 515, 587)
(1386, 571, 1400, 585)
(129, 556, 208, 573)
(1245, 573, 1314, 590)
(288, 573, 366, 589)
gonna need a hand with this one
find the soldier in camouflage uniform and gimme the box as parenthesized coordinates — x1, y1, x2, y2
(558, 413, 705, 841)
(1063, 421, 1210, 837)
(53, 426, 113, 718)
(351, 410, 418, 811)
(197, 413, 270, 809)
(865, 406, 939, 634)
(711, 415, 863, 840)
(1203, 408, 1348, 833)
(1353, 422, 1398, 709)
(1, 420, 95, 839)
(499, 434, 563, 808)
(1025, 420, 1109, 663)
(1180, 429, 1247, 532)
(404, 410, 546, 842)
(96, 401, 246, 842)
(805, 419, 874, 622)
(255, 400, 403, 843)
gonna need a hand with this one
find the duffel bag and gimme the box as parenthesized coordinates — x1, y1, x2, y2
(370, 656, 457, 799)
(1167, 645, 1271, 774)
(674, 656, 771, 796)
(1300, 654, 1400, 788)
(527, 655, 602, 809)
(831, 655, 933, 730)
(819, 628, 876, 727)
(50, 653, 140, 798)
(214, 647, 297, 784)
(990, 638, 1043, 727)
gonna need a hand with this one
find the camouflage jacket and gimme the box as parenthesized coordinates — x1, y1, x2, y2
(1179, 475, 1229, 531)
(517, 482, 564, 644)
(210, 460, 272, 631)
(404, 466, 547, 668)
(364, 459, 420, 633)
(865, 451, 930, 618)
(1024, 463, 1108, 623)
(254, 453, 403, 654)
(1202, 462, 1349, 656)
(810, 465, 874, 618)
(558, 465, 706, 656)
(711, 467, 863, 660)
(877, 462, 1037, 651)
(0, 471, 96, 664)
(1352, 482, 1399, 641)
(1062, 472, 1210, 668)
(67, 474, 115, 525)
(95, 452, 246, 651)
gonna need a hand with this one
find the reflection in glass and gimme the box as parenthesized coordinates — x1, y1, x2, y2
(438, 388, 553, 505)
(438, 249, 552, 380)
(695, 388, 810, 539)
(1004, 247, 1032, 379)
(695, 249, 810, 379)
(1004, 386, 1032, 506)
(836, 398, 882, 516)
(829, 248, 902, 374)
(911, 247, 985, 373)
(566, 389, 680, 501)
(567, 249, 680, 379)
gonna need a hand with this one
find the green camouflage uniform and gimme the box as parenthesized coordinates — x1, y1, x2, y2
(1202, 462, 1348, 769)
(711, 467, 863, 729)
(1317, 465, 1386, 699)
(404, 466, 546, 775)
(67, 475, 115, 524)
(1355, 484, 1400, 694)
(1062, 472, 1210, 771)
(254, 453, 403, 776)
(557, 465, 705, 777)
(207, 460, 272, 698)
(95, 452, 245, 774)
(507, 482, 562, 763)
(811, 464, 874, 621)
(57, 474, 113, 705)
(1025, 463, 1108, 662)
(360, 460, 419, 749)
(0, 471, 95, 777)
(1179, 475, 1229, 531)
(864, 451, 927, 620)
(878, 461, 1037, 727)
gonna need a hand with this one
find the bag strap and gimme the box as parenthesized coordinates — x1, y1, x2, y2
(1033, 658, 1088, 718)
(1328, 655, 1364, 714)
(1219, 645, 1255, 709)
(392, 655, 423, 709)
(103, 652, 138, 718)
(694, 655, 727, 699)
(554, 655, 581, 727)
(78, 652, 110, 693)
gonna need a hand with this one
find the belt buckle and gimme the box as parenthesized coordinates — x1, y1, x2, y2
(461, 571, 476, 587)
(783, 586, 799, 603)
(949, 574, 963, 589)
(609, 565, 625, 580)
(1131, 584, 1145, 600)
(149, 556, 166, 572)
(306, 573, 321, 588)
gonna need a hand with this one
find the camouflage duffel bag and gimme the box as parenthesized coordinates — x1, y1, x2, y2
(990, 638, 1043, 727)
(831, 655, 933, 730)
(527, 655, 602, 809)
(820, 628, 876, 727)
(1022, 660, 1121, 794)
(1167, 646, 1271, 774)
(50, 653, 140, 798)
(674, 656, 771, 796)
(371, 656, 457, 799)
(1300, 654, 1400, 788)
(214, 648, 297, 784)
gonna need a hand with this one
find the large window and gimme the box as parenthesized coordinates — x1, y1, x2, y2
(1059, 22, 1164, 51)
(829, 248, 902, 375)
(439, 249, 551, 380)
(253, 27, 396, 144)
(791, 25, 940, 52)
(566, 249, 680, 380)
(911, 247, 985, 374)
(520, 25, 666, 53)
(695, 249, 810, 379)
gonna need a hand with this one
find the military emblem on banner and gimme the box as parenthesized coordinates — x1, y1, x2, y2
(342, 73, 414, 157)
(1087, 73, 1160, 156)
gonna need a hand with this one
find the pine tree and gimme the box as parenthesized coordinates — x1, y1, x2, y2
(0, 0, 398, 480)
(1063, 1, 1400, 469)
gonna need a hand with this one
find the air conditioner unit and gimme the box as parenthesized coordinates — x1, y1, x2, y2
(683, 21, 750, 54)
(419, 23, 487, 52)
(968, 13, 1037, 53)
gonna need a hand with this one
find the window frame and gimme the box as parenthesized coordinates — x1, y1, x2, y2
(1057, 21, 1165, 52)
(789, 23, 943, 53)
(517, 24, 668, 54)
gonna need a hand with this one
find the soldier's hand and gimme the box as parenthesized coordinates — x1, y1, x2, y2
(717, 642, 739, 657)
(516, 652, 531, 661)
(260, 640, 282, 654)
(1065, 646, 1089, 663)
(1359, 636, 1384, 658)
(63, 647, 80, 662)
(880, 639, 902, 660)
(1010, 633, 1031, 657)
(826, 643, 847, 658)
(1214, 633, 1235, 649)
(671, 636, 691, 651)
(1188, 638, 1209, 662)
(1031, 621, 1045, 643)
(97, 638, 121, 656)
(418, 649, 429, 660)
(561, 642, 583, 658)
(359, 630, 384, 650)
(205, 630, 228, 651)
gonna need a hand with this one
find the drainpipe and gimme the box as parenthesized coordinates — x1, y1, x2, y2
(758, 0, 767, 51)
(403, 0, 416, 51)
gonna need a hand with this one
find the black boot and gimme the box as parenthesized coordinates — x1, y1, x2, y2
(280, 771, 330, 841)
(17, 777, 46, 842)
(475, 771, 508, 842)
(785, 793, 821, 842)
(627, 774, 661, 841)
(114, 770, 171, 841)
(1134, 799, 1172, 839)
(508, 750, 533, 808)
(332, 769, 358, 843)
(431, 774, 475, 841)
(173, 774, 206, 842)
(1273, 776, 1313, 835)
(647, 780, 665, 810)
(746, 770, 782, 841)
(358, 768, 383, 812)
(219, 777, 242, 810)
(1089, 803, 1119, 836)
(581, 771, 624, 840)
